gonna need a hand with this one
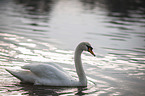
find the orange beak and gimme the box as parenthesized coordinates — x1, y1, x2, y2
(88, 48, 96, 56)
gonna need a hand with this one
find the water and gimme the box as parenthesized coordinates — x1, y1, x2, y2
(0, 0, 145, 95)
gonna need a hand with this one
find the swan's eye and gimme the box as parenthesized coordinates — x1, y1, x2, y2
(86, 45, 93, 50)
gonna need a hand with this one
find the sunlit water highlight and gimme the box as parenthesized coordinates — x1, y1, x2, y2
(0, 0, 145, 96)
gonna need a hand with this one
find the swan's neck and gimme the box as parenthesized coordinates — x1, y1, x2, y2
(74, 47, 87, 86)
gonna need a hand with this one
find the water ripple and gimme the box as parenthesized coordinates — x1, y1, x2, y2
(0, 0, 145, 95)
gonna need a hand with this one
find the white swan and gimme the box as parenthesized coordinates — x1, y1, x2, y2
(6, 42, 95, 86)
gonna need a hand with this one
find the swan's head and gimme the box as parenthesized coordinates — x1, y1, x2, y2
(78, 42, 96, 56)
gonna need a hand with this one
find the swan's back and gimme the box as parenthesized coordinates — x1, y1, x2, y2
(6, 64, 78, 86)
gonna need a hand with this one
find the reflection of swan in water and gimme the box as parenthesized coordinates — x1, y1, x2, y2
(6, 42, 95, 86)
(10, 83, 87, 96)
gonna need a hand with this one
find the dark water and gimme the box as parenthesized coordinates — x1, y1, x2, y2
(0, 0, 145, 96)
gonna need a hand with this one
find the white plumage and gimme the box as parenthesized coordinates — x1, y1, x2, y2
(6, 42, 95, 86)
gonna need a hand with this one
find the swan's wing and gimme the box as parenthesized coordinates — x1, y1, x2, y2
(47, 62, 65, 72)
(21, 64, 70, 80)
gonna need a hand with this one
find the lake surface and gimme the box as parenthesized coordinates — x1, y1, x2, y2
(0, 0, 145, 96)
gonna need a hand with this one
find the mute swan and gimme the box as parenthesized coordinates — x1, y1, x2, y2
(6, 42, 95, 86)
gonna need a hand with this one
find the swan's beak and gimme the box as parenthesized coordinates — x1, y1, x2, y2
(88, 48, 96, 56)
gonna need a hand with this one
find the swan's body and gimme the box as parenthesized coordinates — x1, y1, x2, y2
(6, 42, 95, 86)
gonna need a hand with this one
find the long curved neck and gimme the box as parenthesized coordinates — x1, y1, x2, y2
(74, 46, 87, 86)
